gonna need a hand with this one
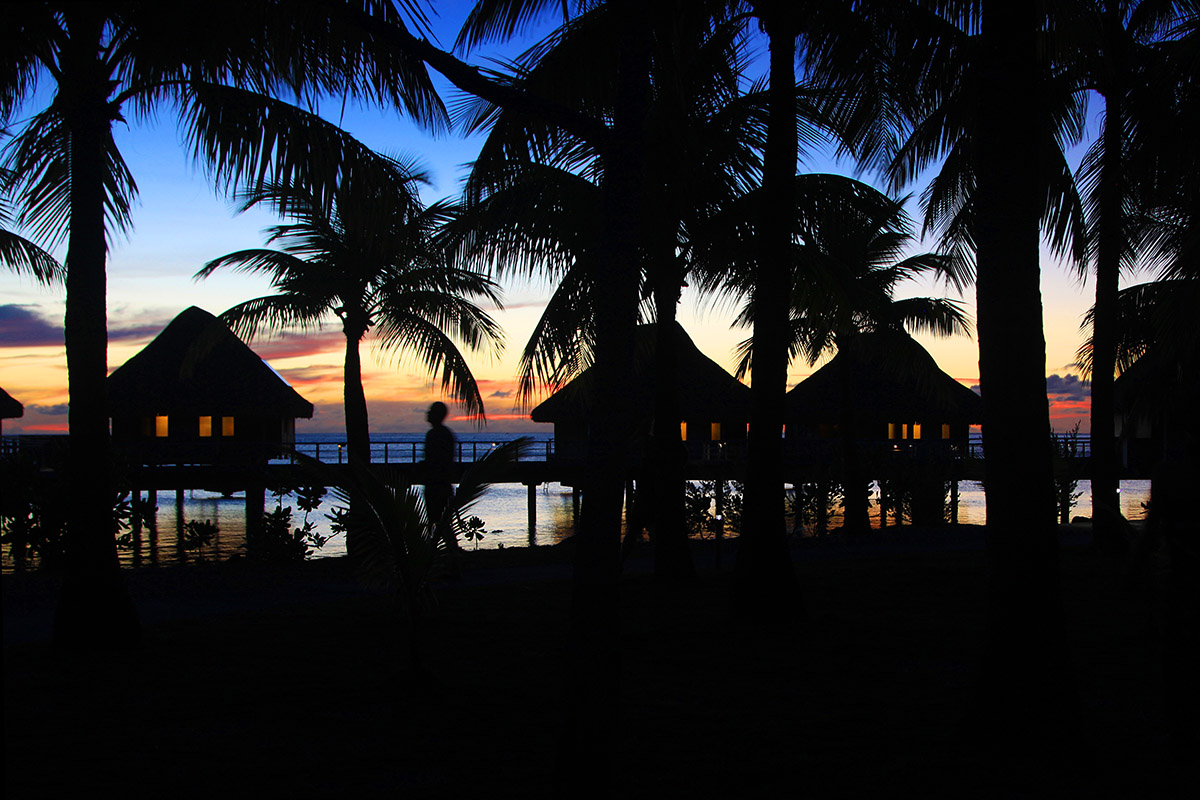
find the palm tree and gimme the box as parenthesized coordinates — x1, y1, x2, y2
(721, 179, 970, 532)
(196, 163, 504, 464)
(1, 1, 445, 651)
(731, 0, 805, 621)
(969, 0, 1082, 747)
(451, 4, 765, 582)
(802, 0, 1084, 745)
(1067, 0, 1195, 549)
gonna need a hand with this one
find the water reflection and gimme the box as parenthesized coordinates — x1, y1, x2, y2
(1, 478, 1154, 572)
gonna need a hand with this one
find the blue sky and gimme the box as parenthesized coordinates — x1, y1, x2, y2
(1, 2, 1112, 433)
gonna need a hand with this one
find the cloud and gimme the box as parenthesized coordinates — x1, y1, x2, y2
(0, 304, 171, 349)
(0, 305, 62, 347)
(489, 389, 513, 398)
(109, 322, 171, 344)
(1046, 373, 1089, 402)
(276, 366, 342, 385)
(252, 332, 346, 362)
(26, 403, 68, 416)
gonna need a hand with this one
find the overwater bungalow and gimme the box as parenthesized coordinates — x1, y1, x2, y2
(107, 306, 313, 467)
(530, 322, 752, 463)
(785, 331, 983, 525)
(0, 385, 22, 437)
(1114, 351, 1198, 475)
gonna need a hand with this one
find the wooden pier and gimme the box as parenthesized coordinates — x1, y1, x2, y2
(2, 432, 1124, 536)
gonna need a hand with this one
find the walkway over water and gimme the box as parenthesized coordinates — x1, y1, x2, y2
(2, 431, 1105, 485)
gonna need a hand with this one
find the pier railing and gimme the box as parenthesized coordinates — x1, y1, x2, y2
(1, 431, 1095, 468)
(281, 439, 556, 465)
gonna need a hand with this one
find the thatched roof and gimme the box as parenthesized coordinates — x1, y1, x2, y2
(0, 386, 23, 419)
(786, 331, 982, 424)
(1114, 350, 1198, 423)
(107, 306, 313, 418)
(530, 322, 750, 423)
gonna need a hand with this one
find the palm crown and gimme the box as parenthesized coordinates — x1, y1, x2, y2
(198, 159, 504, 460)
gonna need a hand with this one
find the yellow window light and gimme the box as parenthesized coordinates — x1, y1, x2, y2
(155, 415, 169, 438)
(680, 421, 688, 441)
(198, 416, 212, 438)
(222, 416, 235, 437)
(711, 422, 722, 441)
(941, 424, 951, 440)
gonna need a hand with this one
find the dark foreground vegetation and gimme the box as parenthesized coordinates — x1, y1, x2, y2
(4, 527, 1192, 798)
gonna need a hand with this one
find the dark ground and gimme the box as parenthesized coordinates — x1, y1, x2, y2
(3, 524, 1194, 798)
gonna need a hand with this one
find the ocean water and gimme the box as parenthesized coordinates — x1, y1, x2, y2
(2, 432, 1153, 570)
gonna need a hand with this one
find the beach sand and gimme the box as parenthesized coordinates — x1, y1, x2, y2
(3, 526, 1192, 798)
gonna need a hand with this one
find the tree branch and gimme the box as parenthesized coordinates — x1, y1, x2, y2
(341, 4, 612, 149)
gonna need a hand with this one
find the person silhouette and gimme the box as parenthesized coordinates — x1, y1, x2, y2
(423, 402, 458, 552)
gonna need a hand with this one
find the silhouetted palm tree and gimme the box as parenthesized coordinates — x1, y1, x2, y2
(1, 1, 444, 651)
(1068, 0, 1195, 547)
(451, 3, 765, 581)
(805, 0, 1084, 746)
(969, 0, 1082, 748)
(197, 164, 504, 463)
(393, 2, 650, 790)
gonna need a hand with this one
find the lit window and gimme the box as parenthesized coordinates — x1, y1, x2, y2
(155, 415, 169, 438)
(888, 423, 898, 440)
(221, 416, 235, 437)
(198, 416, 212, 437)
(680, 421, 688, 441)
(711, 422, 722, 441)
(913, 423, 922, 440)
(902, 423, 909, 440)
(941, 424, 951, 440)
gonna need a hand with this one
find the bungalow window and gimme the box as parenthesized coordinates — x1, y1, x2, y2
(941, 423, 951, 440)
(141, 416, 154, 437)
(913, 423, 922, 440)
(155, 415, 169, 438)
(888, 423, 898, 440)
(711, 422, 722, 441)
(221, 416, 235, 437)
(198, 416, 212, 438)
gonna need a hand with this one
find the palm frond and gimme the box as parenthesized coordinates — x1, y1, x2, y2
(3, 106, 137, 247)
(454, 0, 573, 53)
(217, 294, 332, 341)
(0, 228, 64, 285)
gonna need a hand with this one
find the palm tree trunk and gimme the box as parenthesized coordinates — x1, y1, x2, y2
(554, 1, 648, 792)
(964, 0, 1079, 747)
(1090, 90, 1126, 550)
(53, 12, 140, 652)
(651, 259, 695, 582)
(735, 0, 801, 621)
(342, 318, 371, 464)
(837, 370, 871, 533)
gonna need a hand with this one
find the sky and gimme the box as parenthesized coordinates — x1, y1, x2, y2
(1, 2, 1112, 435)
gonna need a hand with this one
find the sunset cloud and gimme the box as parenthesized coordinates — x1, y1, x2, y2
(0, 305, 61, 347)
(251, 332, 346, 362)
(1046, 373, 1089, 402)
(26, 403, 68, 416)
